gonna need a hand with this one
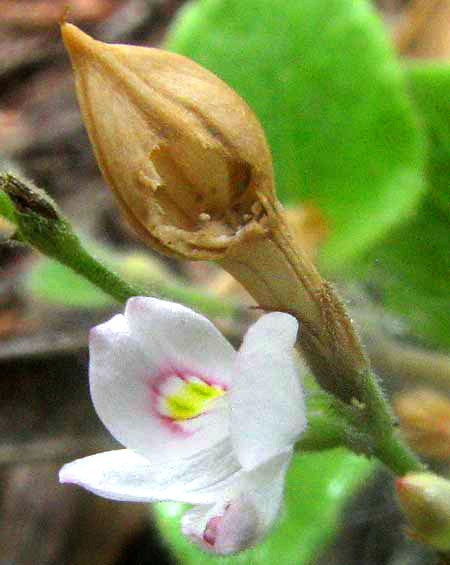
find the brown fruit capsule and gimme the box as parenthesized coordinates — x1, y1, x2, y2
(61, 23, 275, 260)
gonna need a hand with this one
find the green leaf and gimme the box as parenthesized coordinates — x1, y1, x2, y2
(154, 450, 373, 564)
(165, 0, 425, 268)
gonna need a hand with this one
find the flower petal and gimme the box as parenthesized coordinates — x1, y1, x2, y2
(125, 297, 235, 388)
(181, 450, 292, 555)
(181, 499, 259, 555)
(240, 449, 293, 533)
(89, 310, 229, 464)
(59, 441, 241, 504)
(231, 312, 306, 470)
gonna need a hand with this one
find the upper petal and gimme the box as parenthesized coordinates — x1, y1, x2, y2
(125, 297, 235, 388)
(181, 449, 293, 555)
(230, 312, 306, 470)
(59, 440, 241, 505)
(89, 303, 231, 463)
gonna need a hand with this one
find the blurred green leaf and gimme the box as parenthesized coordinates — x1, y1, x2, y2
(27, 255, 114, 308)
(405, 62, 450, 218)
(26, 247, 236, 317)
(353, 63, 450, 349)
(406, 63, 450, 151)
(155, 450, 373, 564)
(166, 0, 425, 268)
(355, 196, 449, 349)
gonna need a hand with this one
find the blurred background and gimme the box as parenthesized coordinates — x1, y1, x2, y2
(0, 1, 449, 563)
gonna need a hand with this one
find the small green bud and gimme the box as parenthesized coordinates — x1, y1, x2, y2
(1, 173, 60, 222)
(0, 172, 76, 259)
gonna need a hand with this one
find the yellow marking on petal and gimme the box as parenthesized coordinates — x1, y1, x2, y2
(166, 380, 225, 420)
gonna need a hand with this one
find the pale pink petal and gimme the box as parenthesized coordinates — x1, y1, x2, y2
(59, 441, 241, 504)
(125, 297, 235, 388)
(181, 498, 258, 555)
(239, 449, 293, 533)
(231, 313, 306, 470)
(89, 310, 229, 464)
(182, 450, 292, 555)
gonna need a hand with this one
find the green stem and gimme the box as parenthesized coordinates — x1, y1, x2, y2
(361, 369, 426, 475)
(41, 231, 236, 316)
(297, 408, 370, 454)
(58, 242, 236, 315)
(362, 368, 394, 434)
(61, 240, 143, 304)
(300, 409, 425, 476)
(372, 431, 426, 476)
(299, 382, 425, 476)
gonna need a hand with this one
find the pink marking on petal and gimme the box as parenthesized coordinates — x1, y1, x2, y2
(199, 374, 229, 391)
(159, 414, 190, 435)
(147, 366, 188, 436)
(146, 364, 227, 436)
(203, 516, 222, 546)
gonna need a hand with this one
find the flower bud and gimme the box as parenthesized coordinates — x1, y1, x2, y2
(61, 23, 275, 260)
(396, 472, 450, 552)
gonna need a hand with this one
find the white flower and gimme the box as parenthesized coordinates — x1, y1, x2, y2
(59, 297, 306, 555)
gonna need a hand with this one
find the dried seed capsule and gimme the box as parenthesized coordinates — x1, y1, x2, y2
(61, 23, 275, 260)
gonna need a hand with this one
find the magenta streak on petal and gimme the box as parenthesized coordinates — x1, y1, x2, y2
(203, 515, 221, 546)
(147, 364, 227, 435)
(167, 362, 230, 391)
(148, 368, 188, 436)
